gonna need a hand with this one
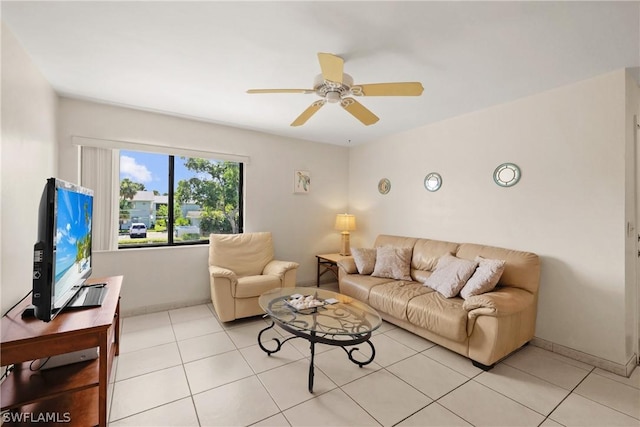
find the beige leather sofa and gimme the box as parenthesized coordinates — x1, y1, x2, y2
(338, 235, 540, 369)
(209, 232, 299, 322)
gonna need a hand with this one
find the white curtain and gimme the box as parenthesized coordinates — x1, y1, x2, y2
(81, 146, 119, 251)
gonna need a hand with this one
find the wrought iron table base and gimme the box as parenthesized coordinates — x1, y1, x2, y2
(258, 319, 376, 392)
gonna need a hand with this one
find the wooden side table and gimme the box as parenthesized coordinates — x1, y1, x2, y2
(315, 253, 346, 287)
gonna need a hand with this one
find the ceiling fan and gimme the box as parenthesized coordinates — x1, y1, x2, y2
(247, 52, 424, 127)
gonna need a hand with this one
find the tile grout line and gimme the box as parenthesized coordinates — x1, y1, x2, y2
(537, 365, 596, 426)
(495, 358, 595, 415)
(426, 373, 477, 427)
(567, 370, 640, 421)
(173, 319, 204, 427)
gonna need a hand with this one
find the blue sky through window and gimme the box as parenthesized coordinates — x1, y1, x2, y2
(119, 150, 195, 194)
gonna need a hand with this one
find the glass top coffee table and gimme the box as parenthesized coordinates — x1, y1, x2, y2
(258, 287, 382, 392)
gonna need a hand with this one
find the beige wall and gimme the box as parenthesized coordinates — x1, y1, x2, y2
(1, 23, 58, 315)
(348, 69, 637, 366)
(56, 98, 349, 314)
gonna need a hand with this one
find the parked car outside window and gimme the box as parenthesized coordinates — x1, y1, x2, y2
(129, 223, 147, 238)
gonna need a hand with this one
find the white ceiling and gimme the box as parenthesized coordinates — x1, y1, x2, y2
(2, 1, 639, 146)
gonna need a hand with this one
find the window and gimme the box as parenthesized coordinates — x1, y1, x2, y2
(118, 150, 243, 248)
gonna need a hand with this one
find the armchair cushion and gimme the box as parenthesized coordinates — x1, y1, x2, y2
(235, 275, 281, 298)
(209, 232, 274, 277)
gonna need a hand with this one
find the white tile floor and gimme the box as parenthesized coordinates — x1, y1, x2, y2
(108, 294, 640, 426)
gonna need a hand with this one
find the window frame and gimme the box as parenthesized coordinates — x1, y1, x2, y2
(118, 153, 244, 250)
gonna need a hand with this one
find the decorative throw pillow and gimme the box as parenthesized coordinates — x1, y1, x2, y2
(371, 246, 412, 281)
(422, 254, 478, 298)
(460, 256, 506, 299)
(351, 248, 377, 275)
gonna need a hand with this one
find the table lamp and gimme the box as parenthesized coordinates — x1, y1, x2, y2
(335, 214, 356, 256)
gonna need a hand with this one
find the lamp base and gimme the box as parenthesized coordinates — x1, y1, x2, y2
(339, 232, 351, 256)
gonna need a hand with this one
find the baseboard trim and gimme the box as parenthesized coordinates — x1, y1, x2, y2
(531, 337, 638, 378)
(121, 298, 211, 318)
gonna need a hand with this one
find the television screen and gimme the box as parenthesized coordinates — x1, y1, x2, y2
(33, 178, 93, 321)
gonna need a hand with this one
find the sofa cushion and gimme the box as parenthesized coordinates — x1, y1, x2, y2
(372, 246, 413, 281)
(406, 292, 468, 342)
(351, 248, 377, 275)
(368, 281, 433, 320)
(411, 269, 432, 284)
(460, 256, 506, 300)
(412, 239, 459, 271)
(339, 274, 392, 303)
(422, 254, 478, 298)
(456, 243, 541, 294)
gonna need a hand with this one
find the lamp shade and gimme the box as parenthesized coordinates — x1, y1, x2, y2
(334, 214, 356, 232)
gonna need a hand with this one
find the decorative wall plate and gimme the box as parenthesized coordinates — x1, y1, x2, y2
(493, 163, 521, 187)
(378, 178, 391, 194)
(424, 172, 442, 192)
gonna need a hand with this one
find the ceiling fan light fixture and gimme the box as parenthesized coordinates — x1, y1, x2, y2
(247, 53, 423, 126)
(326, 91, 341, 103)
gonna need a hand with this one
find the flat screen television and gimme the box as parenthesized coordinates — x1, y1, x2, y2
(32, 178, 94, 322)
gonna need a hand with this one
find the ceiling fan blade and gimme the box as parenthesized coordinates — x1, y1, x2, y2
(352, 82, 424, 96)
(247, 89, 314, 94)
(291, 100, 326, 127)
(317, 52, 344, 84)
(341, 97, 379, 126)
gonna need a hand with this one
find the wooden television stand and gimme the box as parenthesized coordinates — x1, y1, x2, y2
(1, 275, 122, 426)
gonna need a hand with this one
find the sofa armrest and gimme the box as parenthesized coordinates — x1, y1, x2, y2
(337, 257, 358, 274)
(263, 260, 299, 278)
(463, 287, 535, 318)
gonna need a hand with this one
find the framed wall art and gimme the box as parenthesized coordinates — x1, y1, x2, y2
(424, 172, 442, 192)
(294, 170, 311, 193)
(493, 163, 521, 187)
(378, 178, 391, 195)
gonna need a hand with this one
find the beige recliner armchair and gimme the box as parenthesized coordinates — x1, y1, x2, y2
(208, 232, 299, 322)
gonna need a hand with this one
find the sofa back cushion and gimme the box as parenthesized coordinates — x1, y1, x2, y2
(209, 232, 274, 277)
(374, 235, 418, 250)
(456, 243, 540, 294)
(412, 238, 460, 271)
